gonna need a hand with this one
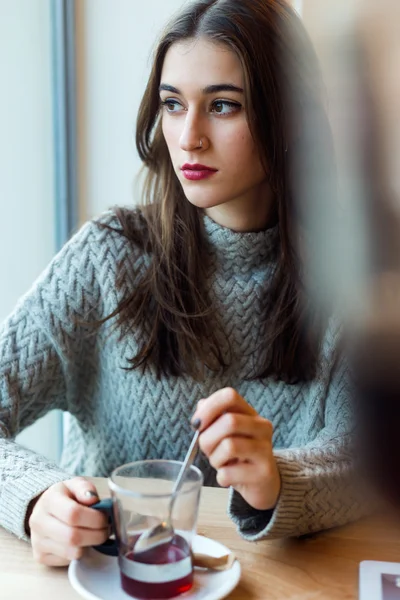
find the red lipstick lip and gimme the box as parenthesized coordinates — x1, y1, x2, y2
(181, 163, 217, 172)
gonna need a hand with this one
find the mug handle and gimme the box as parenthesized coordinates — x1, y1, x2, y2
(91, 498, 119, 557)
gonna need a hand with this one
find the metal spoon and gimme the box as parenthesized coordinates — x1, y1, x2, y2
(134, 429, 200, 555)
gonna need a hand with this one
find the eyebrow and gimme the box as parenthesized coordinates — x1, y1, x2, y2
(159, 83, 244, 95)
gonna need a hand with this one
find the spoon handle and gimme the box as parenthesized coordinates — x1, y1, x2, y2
(171, 429, 200, 497)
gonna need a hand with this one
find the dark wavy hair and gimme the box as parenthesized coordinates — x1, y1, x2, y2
(99, 0, 336, 382)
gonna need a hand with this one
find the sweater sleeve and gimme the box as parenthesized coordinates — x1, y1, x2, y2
(227, 351, 367, 540)
(0, 219, 108, 539)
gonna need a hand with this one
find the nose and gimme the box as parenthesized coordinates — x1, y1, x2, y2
(179, 111, 207, 152)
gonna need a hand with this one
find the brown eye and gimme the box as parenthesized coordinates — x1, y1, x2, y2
(160, 99, 183, 113)
(211, 100, 241, 115)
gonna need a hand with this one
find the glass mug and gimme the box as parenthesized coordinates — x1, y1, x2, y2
(92, 460, 203, 600)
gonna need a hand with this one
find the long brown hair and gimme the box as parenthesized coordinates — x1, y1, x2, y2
(100, 0, 335, 382)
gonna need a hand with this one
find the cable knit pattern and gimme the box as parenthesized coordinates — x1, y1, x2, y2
(0, 211, 363, 541)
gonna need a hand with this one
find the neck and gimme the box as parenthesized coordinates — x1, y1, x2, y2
(204, 183, 276, 232)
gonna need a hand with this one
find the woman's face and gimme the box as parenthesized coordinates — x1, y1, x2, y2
(160, 38, 273, 231)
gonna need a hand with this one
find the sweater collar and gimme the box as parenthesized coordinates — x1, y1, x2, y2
(202, 214, 279, 268)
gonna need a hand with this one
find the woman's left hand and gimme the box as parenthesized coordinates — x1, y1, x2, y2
(191, 387, 281, 511)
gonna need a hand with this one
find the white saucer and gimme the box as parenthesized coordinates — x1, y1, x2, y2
(68, 534, 241, 600)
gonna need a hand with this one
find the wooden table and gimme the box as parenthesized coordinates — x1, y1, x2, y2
(2, 478, 400, 600)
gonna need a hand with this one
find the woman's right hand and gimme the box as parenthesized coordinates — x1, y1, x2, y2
(28, 477, 109, 566)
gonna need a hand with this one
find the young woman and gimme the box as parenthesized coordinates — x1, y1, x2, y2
(0, 0, 362, 567)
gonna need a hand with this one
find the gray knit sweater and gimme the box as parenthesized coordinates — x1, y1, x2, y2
(0, 211, 360, 542)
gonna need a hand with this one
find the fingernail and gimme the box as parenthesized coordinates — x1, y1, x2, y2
(191, 418, 202, 430)
(84, 490, 99, 499)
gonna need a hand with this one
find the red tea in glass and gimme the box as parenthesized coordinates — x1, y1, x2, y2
(120, 534, 193, 599)
(93, 461, 203, 599)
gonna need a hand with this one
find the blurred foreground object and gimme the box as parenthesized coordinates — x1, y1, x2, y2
(299, 0, 400, 505)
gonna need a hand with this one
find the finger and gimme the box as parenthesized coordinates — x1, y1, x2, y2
(35, 513, 109, 547)
(63, 477, 100, 505)
(33, 551, 72, 567)
(209, 437, 270, 470)
(216, 462, 263, 488)
(33, 535, 84, 562)
(199, 413, 273, 457)
(192, 388, 257, 430)
(42, 491, 107, 530)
